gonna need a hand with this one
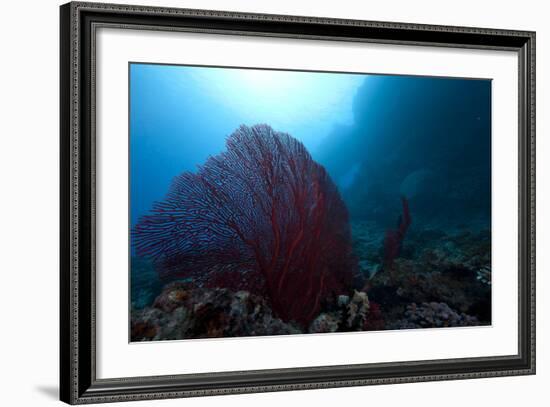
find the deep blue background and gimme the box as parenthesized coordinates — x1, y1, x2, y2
(130, 63, 491, 231)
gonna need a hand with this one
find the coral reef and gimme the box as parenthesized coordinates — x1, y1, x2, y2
(133, 124, 357, 327)
(131, 282, 302, 341)
(132, 176, 491, 338)
(128, 75, 493, 340)
(308, 290, 370, 333)
(388, 302, 479, 329)
(131, 191, 492, 338)
(356, 224, 491, 326)
(131, 283, 389, 340)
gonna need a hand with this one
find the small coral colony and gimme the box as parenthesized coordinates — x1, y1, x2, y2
(130, 65, 492, 341)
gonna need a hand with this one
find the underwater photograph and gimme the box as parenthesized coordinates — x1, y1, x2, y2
(129, 63, 492, 342)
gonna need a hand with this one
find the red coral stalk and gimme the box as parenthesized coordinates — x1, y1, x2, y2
(383, 196, 411, 280)
(133, 124, 356, 327)
(363, 301, 385, 331)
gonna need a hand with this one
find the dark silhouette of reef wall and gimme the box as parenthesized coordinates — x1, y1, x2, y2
(133, 124, 357, 327)
(317, 76, 491, 228)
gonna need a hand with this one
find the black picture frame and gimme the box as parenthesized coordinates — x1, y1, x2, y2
(60, 1, 536, 404)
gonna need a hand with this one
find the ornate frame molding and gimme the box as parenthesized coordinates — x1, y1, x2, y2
(60, 2, 535, 404)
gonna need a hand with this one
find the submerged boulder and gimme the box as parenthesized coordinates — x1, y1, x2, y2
(388, 302, 480, 329)
(131, 282, 301, 341)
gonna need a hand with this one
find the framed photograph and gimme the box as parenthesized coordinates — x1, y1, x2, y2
(60, 1, 535, 404)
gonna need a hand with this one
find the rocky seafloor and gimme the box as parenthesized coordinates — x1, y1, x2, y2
(131, 222, 491, 341)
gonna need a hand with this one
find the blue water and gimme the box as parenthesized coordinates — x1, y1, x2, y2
(130, 64, 364, 228)
(130, 63, 490, 231)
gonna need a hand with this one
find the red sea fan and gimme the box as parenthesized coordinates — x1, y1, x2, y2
(132, 124, 356, 327)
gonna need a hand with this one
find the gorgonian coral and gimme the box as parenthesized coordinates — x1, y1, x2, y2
(383, 196, 411, 281)
(133, 124, 356, 326)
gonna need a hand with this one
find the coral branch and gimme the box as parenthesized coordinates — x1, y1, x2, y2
(383, 196, 412, 279)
